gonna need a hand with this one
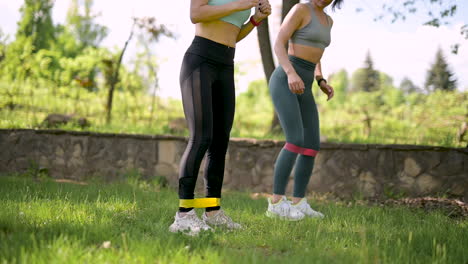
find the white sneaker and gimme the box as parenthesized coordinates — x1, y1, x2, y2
(265, 196, 305, 221)
(169, 210, 212, 236)
(291, 198, 324, 218)
(202, 209, 242, 230)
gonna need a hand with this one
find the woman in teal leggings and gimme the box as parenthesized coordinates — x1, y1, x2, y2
(266, 0, 343, 221)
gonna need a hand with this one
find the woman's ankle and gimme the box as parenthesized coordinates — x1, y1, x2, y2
(291, 197, 304, 205)
(272, 194, 284, 204)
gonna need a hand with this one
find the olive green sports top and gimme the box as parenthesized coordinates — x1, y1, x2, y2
(208, 0, 251, 28)
(290, 3, 332, 49)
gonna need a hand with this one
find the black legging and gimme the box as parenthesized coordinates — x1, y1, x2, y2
(178, 36, 236, 209)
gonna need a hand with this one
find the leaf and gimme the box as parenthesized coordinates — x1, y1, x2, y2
(450, 44, 459, 55)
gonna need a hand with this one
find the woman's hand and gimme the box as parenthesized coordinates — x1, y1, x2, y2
(253, 0, 272, 21)
(236, 0, 259, 11)
(320, 82, 334, 101)
(287, 72, 305, 94)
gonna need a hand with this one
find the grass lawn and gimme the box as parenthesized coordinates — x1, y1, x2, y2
(0, 175, 467, 264)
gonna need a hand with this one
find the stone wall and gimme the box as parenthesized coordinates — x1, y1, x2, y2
(1, 129, 467, 201)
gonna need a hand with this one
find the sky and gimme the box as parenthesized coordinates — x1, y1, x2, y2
(1, 0, 467, 99)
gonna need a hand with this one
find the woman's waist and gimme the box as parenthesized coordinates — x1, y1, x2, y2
(195, 21, 241, 48)
(187, 35, 236, 65)
(287, 55, 317, 72)
(287, 43, 325, 64)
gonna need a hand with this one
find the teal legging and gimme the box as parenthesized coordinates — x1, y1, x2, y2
(269, 55, 320, 198)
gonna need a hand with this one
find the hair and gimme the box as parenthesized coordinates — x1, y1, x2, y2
(331, 0, 344, 11)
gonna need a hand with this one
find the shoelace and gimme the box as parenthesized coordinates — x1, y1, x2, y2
(216, 211, 233, 224)
(187, 214, 209, 228)
(279, 203, 290, 215)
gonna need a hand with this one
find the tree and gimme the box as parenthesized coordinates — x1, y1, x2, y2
(327, 69, 348, 107)
(131, 36, 161, 123)
(15, 0, 55, 51)
(372, 1, 466, 54)
(66, 0, 108, 49)
(350, 51, 380, 93)
(257, 0, 299, 133)
(399, 77, 421, 94)
(0, 29, 8, 63)
(105, 17, 173, 124)
(425, 48, 457, 92)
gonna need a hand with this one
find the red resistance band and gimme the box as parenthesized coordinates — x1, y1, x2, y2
(284, 143, 319, 157)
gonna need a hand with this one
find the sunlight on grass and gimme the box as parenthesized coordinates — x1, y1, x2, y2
(0, 175, 467, 264)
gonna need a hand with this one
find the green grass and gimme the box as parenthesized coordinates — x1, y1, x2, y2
(0, 175, 467, 264)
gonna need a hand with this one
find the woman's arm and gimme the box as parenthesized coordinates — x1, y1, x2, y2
(315, 61, 334, 101)
(314, 61, 324, 81)
(237, 0, 271, 42)
(273, 4, 308, 94)
(190, 0, 258, 24)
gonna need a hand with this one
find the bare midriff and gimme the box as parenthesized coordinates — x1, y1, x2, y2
(195, 20, 241, 48)
(288, 42, 325, 64)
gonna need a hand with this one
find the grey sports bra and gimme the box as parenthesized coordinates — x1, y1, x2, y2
(290, 3, 332, 49)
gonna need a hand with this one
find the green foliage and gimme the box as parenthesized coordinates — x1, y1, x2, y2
(52, 25, 83, 58)
(380, 74, 405, 108)
(1, 76, 466, 147)
(57, 47, 106, 89)
(0, 81, 185, 136)
(0, 28, 8, 63)
(400, 77, 422, 95)
(425, 48, 457, 92)
(0, 36, 35, 81)
(66, 0, 109, 49)
(234, 79, 274, 138)
(327, 69, 348, 107)
(349, 51, 380, 93)
(16, 0, 56, 51)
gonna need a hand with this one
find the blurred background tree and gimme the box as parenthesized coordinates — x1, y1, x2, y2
(349, 51, 380, 93)
(15, 0, 55, 52)
(0, 0, 466, 148)
(66, 0, 108, 50)
(425, 47, 457, 92)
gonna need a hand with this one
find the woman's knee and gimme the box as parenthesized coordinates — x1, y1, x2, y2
(188, 134, 213, 149)
(285, 135, 304, 147)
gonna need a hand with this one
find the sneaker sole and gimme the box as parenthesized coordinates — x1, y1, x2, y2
(169, 227, 198, 236)
(302, 212, 325, 218)
(169, 225, 212, 236)
(265, 211, 304, 221)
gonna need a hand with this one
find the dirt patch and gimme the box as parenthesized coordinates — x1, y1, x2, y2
(383, 197, 468, 218)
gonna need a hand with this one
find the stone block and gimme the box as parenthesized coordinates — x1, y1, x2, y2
(416, 173, 441, 194)
(158, 141, 177, 164)
(429, 151, 465, 176)
(404, 157, 422, 177)
(358, 171, 378, 198)
(398, 171, 416, 189)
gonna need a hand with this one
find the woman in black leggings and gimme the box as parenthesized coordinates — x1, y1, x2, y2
(169, 0, 271, 236)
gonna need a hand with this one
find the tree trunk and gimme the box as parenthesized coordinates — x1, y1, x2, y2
(282, 0, 298, 21)
(363, 109, 372, 137)
(260, 0, 299, 133)
(149, 84, 157, 124)
(106, 22, 135, 124)
(257, 19, 275, 84)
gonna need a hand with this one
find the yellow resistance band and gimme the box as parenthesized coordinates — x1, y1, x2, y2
(179, 198, 221, 208)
